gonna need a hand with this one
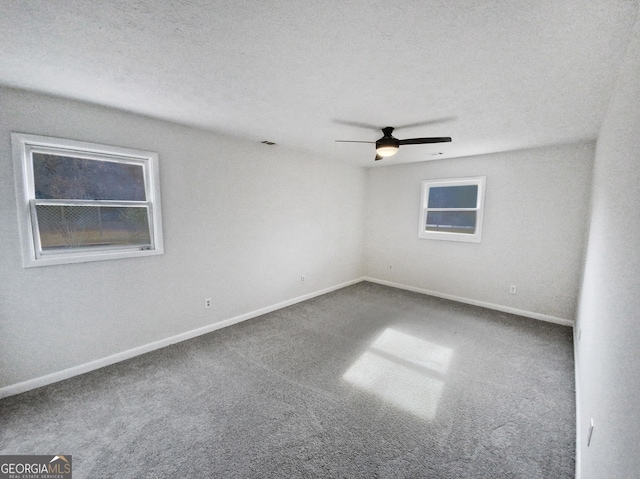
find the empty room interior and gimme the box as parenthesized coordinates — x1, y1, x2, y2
(1, 1, 639, 478)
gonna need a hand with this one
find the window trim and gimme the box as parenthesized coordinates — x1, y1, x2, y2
(12, 133, 164, 267)
(418, 176, 486, 243)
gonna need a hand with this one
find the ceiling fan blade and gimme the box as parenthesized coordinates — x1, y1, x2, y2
(398, 137, 452, 145)
(393, 117, 457, 130)
(375, 154, 383, 161)
(335, 140, 375, 143)
(332, 119, 381, 131)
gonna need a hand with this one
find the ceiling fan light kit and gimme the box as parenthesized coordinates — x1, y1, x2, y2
(375, 145, 400, 157)
(336, 125, 451, 162)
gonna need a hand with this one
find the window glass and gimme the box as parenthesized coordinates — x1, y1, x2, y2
(35, 205, 151, 250)
(425, 211, 477, 234)
(33, 153, 146, 201)
(428, 185, 478, 209)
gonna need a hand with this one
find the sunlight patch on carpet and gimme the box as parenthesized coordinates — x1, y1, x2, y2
(342, 328, 453, 420)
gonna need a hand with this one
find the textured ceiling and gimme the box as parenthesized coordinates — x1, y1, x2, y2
(0, 0, 637, 167)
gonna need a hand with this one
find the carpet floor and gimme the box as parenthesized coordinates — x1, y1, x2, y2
(0, 282, 575, 478)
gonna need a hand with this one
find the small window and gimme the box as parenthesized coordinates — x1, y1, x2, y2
(418, 176, 486, 242)
(12, 133, 163, 267)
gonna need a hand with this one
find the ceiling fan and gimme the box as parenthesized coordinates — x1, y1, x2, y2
(336, 125, 452, 161)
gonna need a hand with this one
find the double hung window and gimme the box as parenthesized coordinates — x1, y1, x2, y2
(12, 133, 163, 267)
(418, 176, 486, 243)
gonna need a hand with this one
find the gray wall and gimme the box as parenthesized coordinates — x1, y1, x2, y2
(575, 14, 640, 478)
(364, 143, 593, 322)
(0, 87, 365, 390)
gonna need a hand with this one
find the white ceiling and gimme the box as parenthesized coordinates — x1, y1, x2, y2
(1, 1, 637, 167)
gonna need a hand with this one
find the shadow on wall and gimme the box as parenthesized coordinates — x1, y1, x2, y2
(342, 328, 454, 420)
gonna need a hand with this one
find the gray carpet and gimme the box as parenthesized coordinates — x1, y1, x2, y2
(0, 282, 575, 478)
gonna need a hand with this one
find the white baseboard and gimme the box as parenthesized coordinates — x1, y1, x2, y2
(363, 277, 575, 327)
(573, 326, 582, 479)
(0, 277, 365, 400)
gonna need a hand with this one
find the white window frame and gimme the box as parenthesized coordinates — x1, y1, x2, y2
(418, 176, 486, 243)
(12, 133, 164, 267)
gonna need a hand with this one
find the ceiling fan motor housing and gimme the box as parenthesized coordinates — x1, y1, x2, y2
(376, 127, 400, 156)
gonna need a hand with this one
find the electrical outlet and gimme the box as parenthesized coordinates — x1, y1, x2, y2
(509, 285, 517, 294)
(301, 275, 306, 283)
(205, 298, 212, 309)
